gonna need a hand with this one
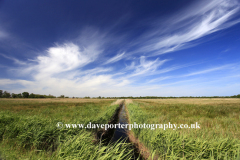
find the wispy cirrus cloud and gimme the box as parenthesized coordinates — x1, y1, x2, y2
(0, 53, 26, 65)
(181, 64, 234, 77)
(147, 76, 172, 84)
(0, 79, 34, 87)
(131, 0, 240, 56)
(0, 25, 8, 40)
(146, 64, 235, 84)
(127, 56, 168, 77)
(104, 52, 125, 65)
(0, 31, 7, 39)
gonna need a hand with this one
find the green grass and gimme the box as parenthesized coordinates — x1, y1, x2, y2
(0, 99, 134, 160)
(127, 99, 240, 159)
(2, 98, 239, 159)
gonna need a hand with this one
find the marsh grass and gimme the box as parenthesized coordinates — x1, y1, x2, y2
(56, 132, 133, 160)
(127, 99, 240, 159)
(0, 99, 134, 159)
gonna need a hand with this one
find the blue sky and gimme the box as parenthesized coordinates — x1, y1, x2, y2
(0, 0, 240, 97)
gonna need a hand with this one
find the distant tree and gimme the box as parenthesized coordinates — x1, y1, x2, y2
(40, 95, 45, 98)
(232, 94, 240, 98)
(29, 93, 35, 98)
(0, 90, 2, 98)
(98, 96, 101, 99)
(47, 94, 56, 98)
(17, 93, 22, 98)
(11, 93, 17, 98)
(60, 95, 65, 98)
(22, 92, 29, 98)
(34, 94, 45, 98)
(3, 91, 11, 98)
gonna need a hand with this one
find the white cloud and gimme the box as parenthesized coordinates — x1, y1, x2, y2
(104, 52, 125, 64)
(125, 61, 136, 70)
(0, 53, 26, 65)
(0, 79, 34, 86)
(133, 0, 240, 56)
(114, 79, 131, 87)
(127, 56, 168, 77)
(181, 64, 233, 77)
(0, 25, 8, 40)
(1, 62, 240, 97)
(146, 64, 235, 84)
(0, 31, 7, 39)
(0, 41, 133, 96)
(32, 43, 101, 79)
(171, 0, 239, 23)
(147, 76, 172, 83)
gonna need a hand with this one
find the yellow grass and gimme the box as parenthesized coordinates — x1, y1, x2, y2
(136, 98, 240, 105)
(0, 98, 114, 103)
(132, 98, 240, 139)
(110, 99, 124, 105)
(0, 98, 115, 114)
(125, 99, 133, 104)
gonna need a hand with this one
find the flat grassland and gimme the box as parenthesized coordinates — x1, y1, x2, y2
(1, 98, 240, 159)
(126, 98, 240, 159)
(0, 98, 133, 160)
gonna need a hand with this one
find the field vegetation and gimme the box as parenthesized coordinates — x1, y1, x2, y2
(0, 98, 133, 160)
(1, 98, 240, 159)
(126, 98, 240, 159)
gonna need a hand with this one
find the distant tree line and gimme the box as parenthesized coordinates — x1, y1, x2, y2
(0, 89, 239, 99)
(108, 95, 240, 99)
(0, 90, 56, 98)
(83, 95, 240, 99)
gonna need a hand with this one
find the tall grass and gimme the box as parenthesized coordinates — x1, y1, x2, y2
(0, 99, 134, 159)
(126, 100, 240, 159)
(55, 131, 133, 160)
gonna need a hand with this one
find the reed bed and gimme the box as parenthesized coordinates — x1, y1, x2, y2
(0, 99, 133, 159)
(126, 99, 240, 159)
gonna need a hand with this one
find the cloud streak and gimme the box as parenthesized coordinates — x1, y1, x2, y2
(126, 56, 168, 78)
(131, 0, 240, 56)
(146, 64, 235, 84)
(104, 52, 125, 65)
(0, 53, 26, 65)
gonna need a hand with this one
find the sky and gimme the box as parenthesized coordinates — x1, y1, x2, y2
(0, 0, 240, 97)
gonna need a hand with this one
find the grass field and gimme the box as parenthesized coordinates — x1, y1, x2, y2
(126, 98, 240, 159)
(1, 98, 240, 159)
(0, 98, 133, 160)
